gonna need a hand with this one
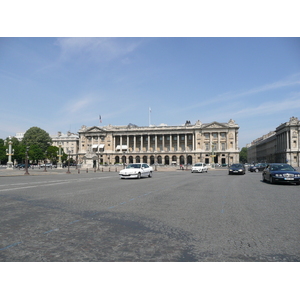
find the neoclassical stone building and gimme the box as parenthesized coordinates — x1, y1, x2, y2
(77, 119, 240, 168)
(51, 131, 79, 160)
(247, 117, 300, 167)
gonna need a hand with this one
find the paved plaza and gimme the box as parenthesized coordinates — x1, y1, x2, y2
(0, 166, 300, 262)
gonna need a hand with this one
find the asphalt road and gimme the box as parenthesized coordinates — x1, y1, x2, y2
(0, 168, 299, 261)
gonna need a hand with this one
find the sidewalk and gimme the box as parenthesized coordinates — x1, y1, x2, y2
(0, 165, 224, 177)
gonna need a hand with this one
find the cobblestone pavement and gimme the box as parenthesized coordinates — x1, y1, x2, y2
(0, 168, 299, 261)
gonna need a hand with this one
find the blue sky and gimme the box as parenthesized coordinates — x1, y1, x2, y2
(1, 37, 300, 148)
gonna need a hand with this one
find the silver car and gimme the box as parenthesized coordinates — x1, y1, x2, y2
(191, 163, 208, 173)
(119, 163, 153, 179)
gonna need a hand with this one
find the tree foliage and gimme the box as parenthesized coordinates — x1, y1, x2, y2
(22, 127, 52, 152)
(239, 147, 248, 163)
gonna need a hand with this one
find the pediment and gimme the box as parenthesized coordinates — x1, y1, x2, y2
(202, 122, 227, 129)
(86, 126, 106, 133)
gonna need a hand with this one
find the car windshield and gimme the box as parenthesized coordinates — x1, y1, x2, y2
(126, 164, 141, 169)
(231, 164, 242, 168)
(194, 164, 202, 166)
(270, 164, 295, 171)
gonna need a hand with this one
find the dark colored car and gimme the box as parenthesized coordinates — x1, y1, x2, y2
(228, 163, 245, 175)
(262, 163, 300, 185)
(15, 163, 31, 168)
(249, 163, 268, 172)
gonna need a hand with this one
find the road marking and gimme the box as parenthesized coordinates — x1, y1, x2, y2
(0, 242, 22, 251)
(0, 176, 115, 192)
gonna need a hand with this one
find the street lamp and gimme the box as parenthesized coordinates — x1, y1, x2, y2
(43, 150, 47, 172)
(211, 144, 216, 169)
(66, 150, 71, 174)
(97, 148, 100, 171)
(24, 146, 30, 175)
(57, 142, 62, 169)
(6, 136, 14, 169)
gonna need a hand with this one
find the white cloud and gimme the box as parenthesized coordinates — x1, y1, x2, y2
(181, 73, 300, 113)
(55, 37, 143, 63)
(232, 94, 300, 118)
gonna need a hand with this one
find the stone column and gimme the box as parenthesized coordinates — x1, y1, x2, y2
(192, 133, 195, 151)
(155, 135, 157, 151)
(141, 135, 143, 152)
(162, 135, 165, 152)
(170, 134, 172, 151)
(133, 135, 136, 152)
(185, 134, 187, 151)
(177, 134, 179, 151)
(148, 135, 150, 152)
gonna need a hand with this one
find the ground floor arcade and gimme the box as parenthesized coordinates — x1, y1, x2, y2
(79, 152, 238, 168)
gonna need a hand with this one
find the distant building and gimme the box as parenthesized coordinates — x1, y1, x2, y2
(77, 119, 240, 168)
(51, 131, 79, 160)
(247, 117, 300, 167)
(15, 132, 24, 141)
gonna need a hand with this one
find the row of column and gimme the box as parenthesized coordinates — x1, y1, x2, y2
(114, 134, 195, 152)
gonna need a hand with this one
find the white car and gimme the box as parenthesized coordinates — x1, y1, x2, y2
(191, 163, 208, 173)
(119, 163, 153, 179)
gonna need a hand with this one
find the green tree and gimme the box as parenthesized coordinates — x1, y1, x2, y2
(46, 145, 59, 164)
(22, 127, 52, 152)
(28, 144, 45, 163)
(0, 139, 7, 164)
(240, 147, 248, 163)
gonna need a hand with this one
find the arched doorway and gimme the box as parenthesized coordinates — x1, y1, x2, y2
(157, 155, 162, 164)
(172, 155, 177, 165)
(136, 156, 140, 163)
(115, 156, 120, 164)
(165, 156, 170, 165)
(187, 155, 193, 165)
(180, 155, 185, 165)
(150, 155, 155, 165)
(143, 156, 147, 163)
(129, 156, 133, 163)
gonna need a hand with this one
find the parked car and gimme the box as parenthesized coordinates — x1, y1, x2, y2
(40, 163, 53, 168)
(228, 163, 245, 175)
(262, 163, 300, 185)
(15, 163, 31, 168)
(119, 163, 153, 179)
(249, 163, 268, 172)
(191, 163, 208, 173)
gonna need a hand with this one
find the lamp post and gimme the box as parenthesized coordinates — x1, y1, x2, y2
(24, 146, 30, 175)
(66, 150, 71, 174)
(43, 150, 48, 172)
(211, 144, 216, 169)
(6, 136, 14, 169)
(57, 142, 62, 169)
(97, 148, 100, 171)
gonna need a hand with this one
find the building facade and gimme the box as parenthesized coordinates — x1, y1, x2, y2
(51, 131, 79, 161)
(247, 117, 300, 167)
(77, 119, 240, 168)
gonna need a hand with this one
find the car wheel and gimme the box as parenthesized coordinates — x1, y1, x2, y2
(269, 176, 274, 184)
(137, 172, 141, 179)
(148, 171, 152, 178)
(255, 169, 258, 172)
(262, 174, 266, 182)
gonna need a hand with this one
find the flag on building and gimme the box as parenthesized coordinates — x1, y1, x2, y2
(99, 115, 102, 123)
